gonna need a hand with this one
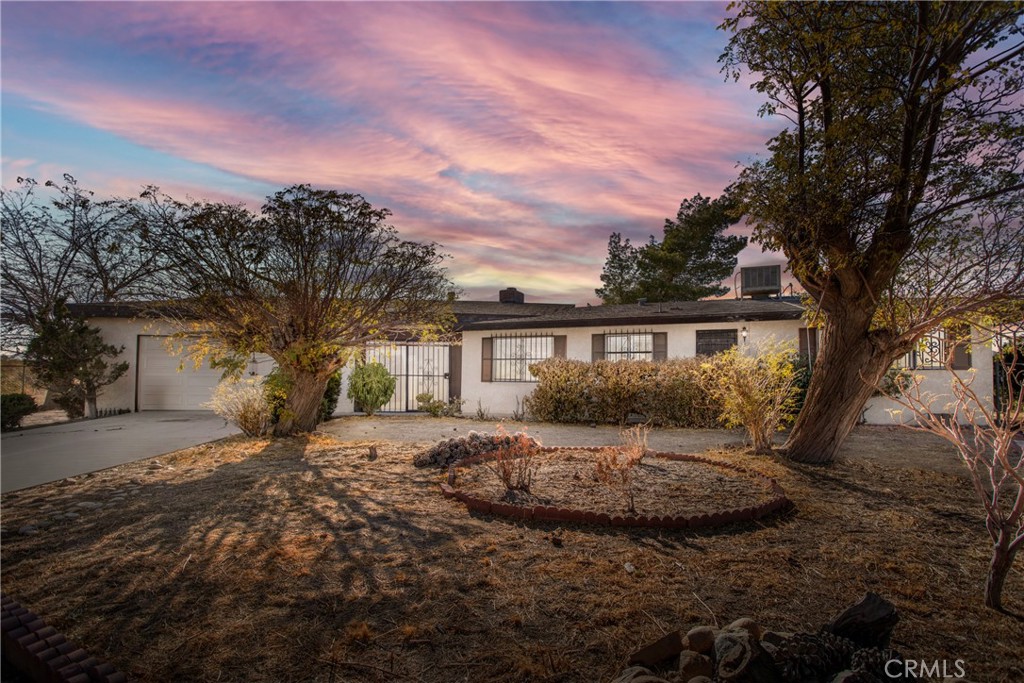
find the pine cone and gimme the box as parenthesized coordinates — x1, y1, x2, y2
(850, 648, 904, 680)
(831, 671, 882, 683)
(773, 632, 855, 683)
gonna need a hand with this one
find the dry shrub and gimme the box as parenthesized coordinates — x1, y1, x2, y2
(698, 338, 800, 454)
(646, 358, 722, 428)
(524, 358, 592, 423)
(887, 326, 1024, 611)
(485, 425, 541, 496)
(203, 378, 271, 437)
(525, 358, 721, 427)
(593, 424, 650, 513)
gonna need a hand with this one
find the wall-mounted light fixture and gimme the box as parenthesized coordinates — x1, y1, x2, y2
(741, 326, 748, 343)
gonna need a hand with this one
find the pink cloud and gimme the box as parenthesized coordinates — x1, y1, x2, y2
(2, 2, 780, 303)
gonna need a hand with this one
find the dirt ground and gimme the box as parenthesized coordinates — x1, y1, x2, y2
(323, 415, 970, 476)
(1, 425, 1021, 682)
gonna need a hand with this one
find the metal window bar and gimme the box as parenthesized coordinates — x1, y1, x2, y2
(894, 330, 947, 370)
(365, 342, 451, 412)
(491, 334, 555, 382)
(696, 329, 738, 356)
(603, 330, 655, 361)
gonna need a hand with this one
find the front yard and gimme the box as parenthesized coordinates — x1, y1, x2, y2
(1, 433, 1021, 682)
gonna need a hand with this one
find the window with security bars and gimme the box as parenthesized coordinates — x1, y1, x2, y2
(696, 329, 738, 356)
(605, 333, 653, 361)
(481, 335, 566, 382)
(591, 331, 667, 361)
(896, 326, 971, 370)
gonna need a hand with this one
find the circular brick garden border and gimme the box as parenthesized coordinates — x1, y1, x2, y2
(440, 446, 791, 529)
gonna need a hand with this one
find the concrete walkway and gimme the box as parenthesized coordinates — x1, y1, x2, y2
(0, 412, 239, 493)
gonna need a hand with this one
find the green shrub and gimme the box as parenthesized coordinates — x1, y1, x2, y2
(416, 392, 465, 417)
(265, 369, 344, 424)
(347, 362, 396, 416)
(320, 371, 342, 421)
(524, 358, 722, 428)
(874, 366, 913, 398)
(1, 393, 38, 431)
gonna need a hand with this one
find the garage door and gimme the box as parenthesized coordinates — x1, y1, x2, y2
(137, 336, 223, 410)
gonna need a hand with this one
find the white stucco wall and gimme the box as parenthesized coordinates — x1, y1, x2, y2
(461, 321, 997, 424)
(87, 317, 279, 413)
(460, 320, 805, 417)
(862, 326, 996, 426)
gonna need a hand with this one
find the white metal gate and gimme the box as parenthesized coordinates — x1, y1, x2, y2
(365, 343, 451, 412)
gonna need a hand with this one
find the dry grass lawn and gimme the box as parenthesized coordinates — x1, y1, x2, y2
(1, 433, 1022, 682)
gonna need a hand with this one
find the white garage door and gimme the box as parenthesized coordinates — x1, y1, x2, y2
(137, 336, 222, 410)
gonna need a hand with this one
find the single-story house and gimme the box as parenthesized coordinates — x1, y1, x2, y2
(69, 283, 996, 425)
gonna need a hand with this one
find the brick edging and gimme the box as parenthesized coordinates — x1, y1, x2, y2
(442, 447, 792, 529)
(0, 593, 129, 683)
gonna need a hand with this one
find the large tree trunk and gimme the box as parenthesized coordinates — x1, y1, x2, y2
(273, 370, 330, 437)
(84, 393, 98, 419)
(984, 529, 1018, 611)
(785, 313, 897, 464)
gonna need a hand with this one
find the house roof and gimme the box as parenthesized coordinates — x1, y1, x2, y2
(462, 297, 806, 331)
(67, 299, 576, 330)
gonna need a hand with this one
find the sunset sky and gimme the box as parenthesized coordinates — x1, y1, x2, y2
(1, 1, 789, 303)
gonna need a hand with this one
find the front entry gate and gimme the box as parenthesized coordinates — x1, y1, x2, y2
(365, 343, 455, 413)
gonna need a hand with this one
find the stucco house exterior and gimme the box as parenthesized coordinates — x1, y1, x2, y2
(69, 286, 996, 425)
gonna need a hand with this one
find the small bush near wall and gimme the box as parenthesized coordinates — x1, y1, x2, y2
(525, 358, 721, 427)
(1, 393, 38, 431)
(347, 362, 395, 416)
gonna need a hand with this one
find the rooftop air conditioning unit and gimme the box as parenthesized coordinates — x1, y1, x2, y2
(740, 265, 782, 298)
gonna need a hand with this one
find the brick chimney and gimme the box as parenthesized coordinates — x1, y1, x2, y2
(499, 287, 525, 304)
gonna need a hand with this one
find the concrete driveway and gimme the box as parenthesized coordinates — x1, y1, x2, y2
(0, 412, 238, 493)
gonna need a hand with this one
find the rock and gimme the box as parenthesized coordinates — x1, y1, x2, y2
(826, 592, 899, 649)
(624, 562, 636, 574)
(726, 617, 762, 641)
(18, 525, 39, 536)
(75, 501, 103, 510)
(610, 666, 673, 683)
(760, 631, 792, 647)
(714, 630, 776, 682)
(629, 631, 684, 667)
(831, 672, 876, 683)
(683, 626, 717, 655)
(63, 512, 81, 520)
(687, 677, 713, 683)
(678, 650, 713, 680)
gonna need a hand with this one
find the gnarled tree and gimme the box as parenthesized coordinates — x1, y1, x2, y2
(147, 184, 457, 436)
(1, 175, 164, 353)
(722, 2, 1024, 463)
